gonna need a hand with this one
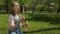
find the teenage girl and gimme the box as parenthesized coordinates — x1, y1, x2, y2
(8, 2, 24, 34)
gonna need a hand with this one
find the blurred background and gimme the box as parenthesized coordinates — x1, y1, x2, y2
(0, 0, 60, 34)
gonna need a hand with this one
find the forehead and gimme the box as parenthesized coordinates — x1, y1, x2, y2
(14, 2, 19, 6)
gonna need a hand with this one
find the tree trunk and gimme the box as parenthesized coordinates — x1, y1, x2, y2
(57, 0, 60, 14)
(32, 0, 38, 13)
(6, 0, 9, 13)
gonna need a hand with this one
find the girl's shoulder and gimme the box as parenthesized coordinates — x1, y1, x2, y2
(8, 14, 14, 18)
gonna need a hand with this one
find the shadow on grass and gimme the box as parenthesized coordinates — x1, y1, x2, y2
(0, 27, 60, 34)
(24, 27, 60, 33)
(26, 14, 60, 25)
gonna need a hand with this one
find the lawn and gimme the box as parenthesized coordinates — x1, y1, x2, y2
(0, 13, 60, 34)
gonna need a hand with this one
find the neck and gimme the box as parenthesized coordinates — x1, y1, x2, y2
(11, 13, 17, 16)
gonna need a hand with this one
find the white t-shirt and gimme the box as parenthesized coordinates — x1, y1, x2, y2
(8, 14, 20, 26)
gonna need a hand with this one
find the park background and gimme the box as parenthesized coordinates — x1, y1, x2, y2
(0, 0, 60, 34)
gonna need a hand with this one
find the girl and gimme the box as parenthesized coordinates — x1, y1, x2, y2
(8, 2, 24, 34)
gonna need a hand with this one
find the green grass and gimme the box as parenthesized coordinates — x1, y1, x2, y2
(0, 13, 60, 34)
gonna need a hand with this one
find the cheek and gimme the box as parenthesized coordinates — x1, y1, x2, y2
(17, 6, 20, 9)
(14, 6, 20, 11)
(17, 7, 20, 11)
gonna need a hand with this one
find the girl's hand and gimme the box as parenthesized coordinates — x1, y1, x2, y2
(10, 26, 15, 31)
(22, 15, 25, 21)
(20, 23, 23, 27)
(10, 22, 19, 31)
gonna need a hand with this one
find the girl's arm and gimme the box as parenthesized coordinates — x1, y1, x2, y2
(9, 20, 19, 31)
(9, 16, 19, 31)
(13, 15, 25, 29)
(20, 15, 25, 27)
(8, 16, 15, 31)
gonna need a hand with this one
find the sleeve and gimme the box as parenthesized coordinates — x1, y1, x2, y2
(8, 15, 15, 26)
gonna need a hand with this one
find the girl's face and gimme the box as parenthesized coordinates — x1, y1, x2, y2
(12, 3, 20, 14)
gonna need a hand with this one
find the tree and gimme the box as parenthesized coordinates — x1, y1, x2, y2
(57, 0, 60, 14)
(5, 0, 12, 13)
(5, 0, 9, 13)
(32, 0, 39, 13)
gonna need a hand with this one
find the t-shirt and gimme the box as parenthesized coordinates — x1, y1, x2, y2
(8, 14, 22, 26)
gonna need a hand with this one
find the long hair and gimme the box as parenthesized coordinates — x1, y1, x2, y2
(10, 2, 20, 16)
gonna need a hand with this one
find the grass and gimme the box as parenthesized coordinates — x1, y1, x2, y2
(0, 13, 60, 34)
